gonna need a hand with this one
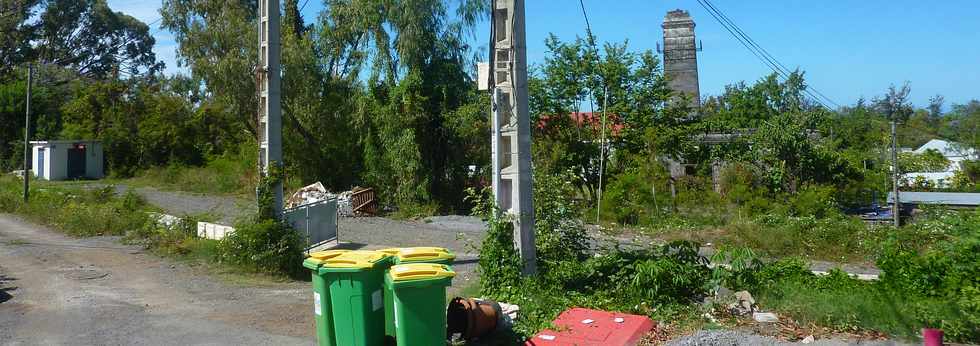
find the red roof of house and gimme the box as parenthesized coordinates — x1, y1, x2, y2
(537, 112, 624, 136)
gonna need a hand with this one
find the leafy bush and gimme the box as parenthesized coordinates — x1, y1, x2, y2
(470, 183, 714, 338)
(601, 171, 655, 225)
(217, 218, 304, 277)
(534, 172, 590, 267)
(899, 149, 950, 173)
(125, 215, 202, 255)
(787, 184, 839, 218)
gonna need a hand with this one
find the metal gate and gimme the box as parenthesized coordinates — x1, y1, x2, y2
(283, 198, 338, 248)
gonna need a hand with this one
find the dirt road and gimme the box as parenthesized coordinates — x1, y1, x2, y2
(0, 214, 315, 345)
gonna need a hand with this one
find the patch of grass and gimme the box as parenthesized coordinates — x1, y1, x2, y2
(128, 148, 257, 197)
(753, 269, 967, 342)
(0, 176, 152, 237)
(625, 212, 885, 263)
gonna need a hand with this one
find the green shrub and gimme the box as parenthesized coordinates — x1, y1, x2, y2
(601, 171, 655, 225)
(534, 172, 590, 267)
(125, 215, 201, 255)
(788, 184, 839, 218)
(217, 218, 304, 277)
(470, 181, 715, 338)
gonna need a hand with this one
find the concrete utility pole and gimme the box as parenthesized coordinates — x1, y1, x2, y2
(891, 120, 900, 227)
(23, 64, 32, 203)
(257, 0, 283, 216)
(490, 0, 536, 275)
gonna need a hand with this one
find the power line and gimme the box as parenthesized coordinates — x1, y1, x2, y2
(696, 0, 840, 109)
(578, 0, 609, 224)
(702, 0, 840, 109)
(697, 0, 831, 109)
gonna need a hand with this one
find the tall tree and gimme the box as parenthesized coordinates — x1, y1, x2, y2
(160, 0, 257, 139)
(873, 82, 913, 123)
(33, 0, 162, 78)
(0, 0, 41, 78)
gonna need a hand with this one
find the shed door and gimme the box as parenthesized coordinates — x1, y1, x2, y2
(67, 146, 87, 179)
(37, 148, 45, 179)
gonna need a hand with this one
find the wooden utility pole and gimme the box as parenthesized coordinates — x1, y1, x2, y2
(891, 120, 900, 227)
(257, 0, 283, 216)
(23, 64, 33, 203)
(490, 0, 536, 275)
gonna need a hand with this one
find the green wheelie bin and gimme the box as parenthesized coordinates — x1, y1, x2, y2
(384, 247, 455, 339)
(320, 250, 393, 346)
(303, 250, 351, 346)
(385, 263, 456, 346)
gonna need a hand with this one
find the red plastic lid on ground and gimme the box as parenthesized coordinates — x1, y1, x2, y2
(525, 308, 655, 346)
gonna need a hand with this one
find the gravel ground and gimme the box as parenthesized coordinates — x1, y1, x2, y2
(335, 216, 485, 295)
(117, 185, 257, 224)
(95, 183, 488, 294)
(0, 214, 312, 345)
(64, 183, 908, 345)
(666, 330, 912, 346)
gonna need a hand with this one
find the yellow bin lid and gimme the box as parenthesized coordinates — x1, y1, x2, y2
(388, 263, 455, 281)
(322, 250, 389, 269)
(305, 250, 350, 266)
(377, 248, 402, 256)
(309, 250, 350, 261)
(397, 247, 455, 262)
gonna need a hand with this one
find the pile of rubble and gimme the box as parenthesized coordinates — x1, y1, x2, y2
(285, 182, 375, 217)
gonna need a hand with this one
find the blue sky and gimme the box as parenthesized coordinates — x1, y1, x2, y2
(108, 0, 980, 109)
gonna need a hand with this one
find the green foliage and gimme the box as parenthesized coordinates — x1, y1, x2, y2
(216, 218, 305, 277)
(0, 177, 151, 237)
(533, 171, 591, 266)
(3, 0, 162, 78)
(125, 214, 202, 256)
(132, 143, 257, 196)
(471, 183, 713, 338)
(530, 35, 679, 205)
(899, 149, 950, 173)
(738, 209, 980, 343)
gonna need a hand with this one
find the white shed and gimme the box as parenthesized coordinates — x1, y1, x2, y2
(30, 140, 105, 181)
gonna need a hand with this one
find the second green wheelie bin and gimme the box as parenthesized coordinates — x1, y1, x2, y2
(384, 247, 456, 339)
(385, 263, 456, 346)
(302, 249, 350, 346)
(320, 250, 393, 346)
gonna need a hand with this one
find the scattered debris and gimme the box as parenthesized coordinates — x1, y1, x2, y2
(801, 335, 815, 344)
(285, 182, 331, 209)
(197, 222, 235, 240)
(447, 297, 500, 340)
(349, 187, 376, 215)
(728, 290, 756, 316)
(148, 212, 182, 229)
(752, 312, 779, 323)
(498, 301, 520, 323)
(285, 182, 376, 217)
